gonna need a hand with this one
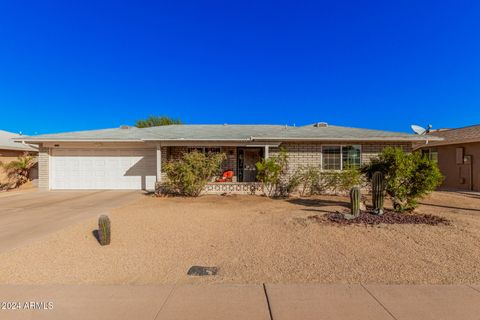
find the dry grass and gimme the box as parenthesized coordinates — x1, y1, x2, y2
(0, 191, 479, 285)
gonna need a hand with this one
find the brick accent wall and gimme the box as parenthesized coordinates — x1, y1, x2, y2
(361, 142, 411, 164)
(269, 143, 322, 175)
(38, 146, 49, 189)
(270, 141, 412, 176)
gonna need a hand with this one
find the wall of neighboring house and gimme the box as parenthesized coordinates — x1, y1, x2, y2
(0, 149, 38, 184)
(0, 149, 23, 183)
(423, 142, 480, 192)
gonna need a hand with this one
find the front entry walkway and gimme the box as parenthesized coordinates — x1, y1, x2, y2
(0, 284, 479, 319)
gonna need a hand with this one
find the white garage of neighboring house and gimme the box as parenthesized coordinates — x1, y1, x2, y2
(16, 124, 438, 192)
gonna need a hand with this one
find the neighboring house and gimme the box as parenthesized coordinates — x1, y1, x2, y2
(16, 123, 439, 192)
(0, 130, 38, 184)
(415, 124, 480, 192)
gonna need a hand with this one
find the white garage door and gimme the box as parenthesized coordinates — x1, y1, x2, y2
(50, 149, 157, 190)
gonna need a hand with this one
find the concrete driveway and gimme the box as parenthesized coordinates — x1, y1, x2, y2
(0, 190, 142, 253)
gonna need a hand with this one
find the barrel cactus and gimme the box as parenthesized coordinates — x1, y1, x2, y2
(349, 186, 361, 217)
(372, 171, 386, 215)
(98, 215, 111, 246)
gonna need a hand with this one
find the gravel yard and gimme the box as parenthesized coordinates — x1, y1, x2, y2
(0, 191, 479, 285)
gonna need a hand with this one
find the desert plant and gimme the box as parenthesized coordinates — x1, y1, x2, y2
(293, 165, 322, 196)
(98, 215, 111, 246)
(0, 153, 37, 188)
(362, 147, 443, 212)
(285, 171, 302, 195)
(163, 151, 226, 196)
(371, 171, 386, 215)
(324, 166, 364, 195)
(349, 186, 361, 217)
(256, 148, 289, 197)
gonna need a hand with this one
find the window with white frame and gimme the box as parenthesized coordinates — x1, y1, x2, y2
(322, 146, 341, 170)
(322, 145, 361, 170)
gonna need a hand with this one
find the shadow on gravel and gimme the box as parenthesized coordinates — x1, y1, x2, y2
(287, 198, 350, 208)
(418, 202, 480, 213)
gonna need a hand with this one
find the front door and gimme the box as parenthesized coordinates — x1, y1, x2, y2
(237, 148, 263, 182)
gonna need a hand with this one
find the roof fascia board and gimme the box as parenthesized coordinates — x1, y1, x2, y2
(156, 141, 280, 147)
(251, 137, 443, 142)
(415, 138, 480, 149)
(15, 139, 144, 143)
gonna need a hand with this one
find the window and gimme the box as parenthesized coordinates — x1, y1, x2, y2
(322, 146, 341, 170)
(422, 148, 438, 164)
(322, 145, 361, 170)
(342, 145, 361, 169)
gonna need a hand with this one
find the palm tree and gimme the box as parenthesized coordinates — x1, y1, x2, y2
(0, 153, 37, 188)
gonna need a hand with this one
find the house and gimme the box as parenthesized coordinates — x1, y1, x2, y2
(16, 123, 439, 192)
(415, 124, 480, 192)
(0, 130, 38, 184)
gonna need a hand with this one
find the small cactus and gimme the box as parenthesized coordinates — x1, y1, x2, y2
(349, 186, 361, 217)
(98, 215, 111, 246)
(372, 171, 386, 215)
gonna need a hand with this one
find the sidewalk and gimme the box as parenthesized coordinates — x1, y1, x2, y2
(0, 284, 479, 319)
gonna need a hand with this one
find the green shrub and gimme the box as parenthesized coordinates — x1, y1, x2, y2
(256, 148, 289, 197)
(361, 147, 443, 212)
(285, 170, 303, 196)
(324, 166, 364, 195)
(291, 165, 322, 196)
(284, 165, 363, 197)
(163, 151, 226, 196)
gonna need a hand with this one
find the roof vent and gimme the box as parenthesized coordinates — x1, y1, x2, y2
(119, 125, 131, 129)
(314, 122, 328, 128)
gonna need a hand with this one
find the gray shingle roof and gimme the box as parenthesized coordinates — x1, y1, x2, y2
(17, 124, 442, 143)
(0, 130, 38, 152)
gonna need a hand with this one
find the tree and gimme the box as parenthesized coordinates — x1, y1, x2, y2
(0, 153, 37, 188)
(135, 116, 182, 128)
(361, 147, 443, 212)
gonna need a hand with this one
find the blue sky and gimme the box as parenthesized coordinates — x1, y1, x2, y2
(0, 0, 479, 135)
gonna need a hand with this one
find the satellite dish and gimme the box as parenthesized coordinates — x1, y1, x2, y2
(411, 125, 426, 135)
(411, 124, 432, 135)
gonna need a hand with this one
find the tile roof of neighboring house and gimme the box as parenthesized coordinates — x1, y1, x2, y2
(0, 130, 38, 152)
(16, 124, 442, 144)
(414, 124, 480, 149)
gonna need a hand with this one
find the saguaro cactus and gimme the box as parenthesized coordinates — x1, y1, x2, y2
(98, 215, 111, 246)
(349, 186, 361, 217)
(372, 171, 386, 215)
